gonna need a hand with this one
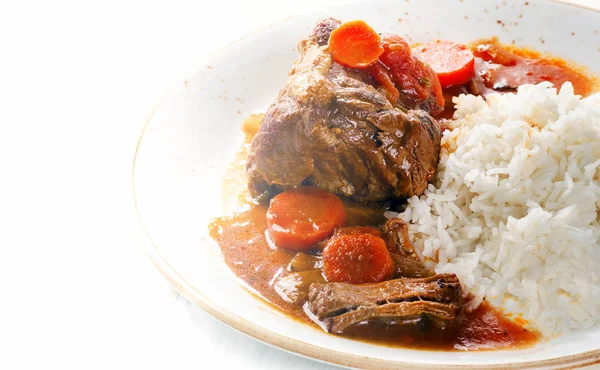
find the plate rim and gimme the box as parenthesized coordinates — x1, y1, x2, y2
(132, 1, 600, 368)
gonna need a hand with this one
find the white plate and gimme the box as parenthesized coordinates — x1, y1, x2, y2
(133, 0, 600, 368)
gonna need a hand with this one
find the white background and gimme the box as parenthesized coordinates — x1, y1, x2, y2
(1, 0, 599, 369)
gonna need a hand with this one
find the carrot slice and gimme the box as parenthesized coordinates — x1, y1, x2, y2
(323, 232, 395, 284)
(328, 20, 384, 69)
(412, 40, 475, 88)
(266, 187, 346, 250)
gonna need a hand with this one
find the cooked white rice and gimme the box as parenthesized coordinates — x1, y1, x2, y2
(398, 82, 600, 334)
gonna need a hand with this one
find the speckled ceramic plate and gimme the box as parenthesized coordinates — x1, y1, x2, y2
(133, 0, 600, 368)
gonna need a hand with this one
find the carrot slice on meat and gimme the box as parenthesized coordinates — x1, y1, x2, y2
(412, 40, 475, 88)
(266, 187, 346, 250)
(328, 20, 384, 69)
(323, 232, 395, 284)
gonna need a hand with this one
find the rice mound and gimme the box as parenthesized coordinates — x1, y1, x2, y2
(399, 82, 600, 334)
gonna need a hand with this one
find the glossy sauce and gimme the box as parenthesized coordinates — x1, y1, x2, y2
(473, 39, 596, 97)
(344, 301, 538, 350)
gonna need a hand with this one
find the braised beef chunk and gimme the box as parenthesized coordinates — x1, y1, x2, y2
(383, 218, 433, 277)
(309, 274, 461, 319)
(246, 18, 441, 202)
(325, 301, 459, 333)
(308, 274, 461, 333)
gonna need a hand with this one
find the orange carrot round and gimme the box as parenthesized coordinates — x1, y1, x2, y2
(328, 20, 384, 69)
(323, 232, 395, 284)
(266, 187, 346, 250)
(412, 40, 475, 88)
